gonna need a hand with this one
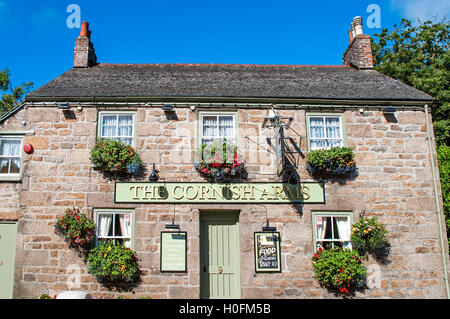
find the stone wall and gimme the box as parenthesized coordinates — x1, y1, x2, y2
(0, 104, 448, 298)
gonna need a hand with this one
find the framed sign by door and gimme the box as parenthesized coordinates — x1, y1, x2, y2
(254, 232, 281, 273)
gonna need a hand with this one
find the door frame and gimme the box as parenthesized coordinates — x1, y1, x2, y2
(200, 210, 241, 299)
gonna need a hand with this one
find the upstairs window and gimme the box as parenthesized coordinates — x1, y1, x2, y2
(200, 113, 236, 145)
(0, 136, 23, 176)
(307, 114, 344, 150)
(99, 112, 135, 146)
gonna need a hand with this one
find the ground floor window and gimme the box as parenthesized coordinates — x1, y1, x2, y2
(312, 212, 352, 251)
(94, 209, 134, 248)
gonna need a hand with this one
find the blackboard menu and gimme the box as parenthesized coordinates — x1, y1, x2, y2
(160, 231, 187, 272)
(254, 232, 281, 273)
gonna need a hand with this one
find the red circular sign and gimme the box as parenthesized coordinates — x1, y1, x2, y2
(23, 144, 34, 154)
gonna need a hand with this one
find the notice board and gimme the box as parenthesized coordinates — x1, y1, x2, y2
(160, 231, 187, 272)
(254, 232, 281, 273)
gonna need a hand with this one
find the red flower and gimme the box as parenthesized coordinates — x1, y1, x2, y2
(314, 253, 319, 259)
(318, 247, 323, 252)
(76, 216, 80, 220)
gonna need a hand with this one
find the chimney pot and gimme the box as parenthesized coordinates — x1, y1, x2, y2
(80, 21, 89, 37)
(353, 16, 363, 35)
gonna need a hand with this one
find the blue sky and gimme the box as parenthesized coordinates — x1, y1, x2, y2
(0, 0, 448, 92)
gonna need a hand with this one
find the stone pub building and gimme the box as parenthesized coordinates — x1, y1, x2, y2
(0, 17, 448, 299)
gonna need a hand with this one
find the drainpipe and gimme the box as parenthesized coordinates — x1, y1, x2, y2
(424, 104, 450, 299)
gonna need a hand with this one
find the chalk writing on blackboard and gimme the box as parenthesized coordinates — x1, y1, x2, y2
(254, 232, 281, 272)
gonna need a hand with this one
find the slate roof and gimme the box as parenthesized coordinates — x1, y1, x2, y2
(27, 63, 432, 103)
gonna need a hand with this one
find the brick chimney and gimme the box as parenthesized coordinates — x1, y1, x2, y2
(73, 21, 97, 68)
(343, 16, 374, 69)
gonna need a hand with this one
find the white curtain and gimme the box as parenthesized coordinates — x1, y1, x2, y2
(316, 216, 328, 249)
(118, 115, 133, 138)
(202, 116, 217, 144)
(219, 116, 234, 139)
(119, 214, 131, 248)
(101, 115, 117, 137)
(0, 139, 21, 173)
(325, 117, 341, 148)
(309, 117, 324, 150)
(335, 216, 350, 247)
(98, 214, 113, 237)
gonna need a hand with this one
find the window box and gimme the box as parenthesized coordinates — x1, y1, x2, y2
(90, 138, 143, 177)
(193, 139, 246, 181)
(306, 147, 357, 178)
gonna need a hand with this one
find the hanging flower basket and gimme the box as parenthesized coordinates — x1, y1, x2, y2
(351, 217, 389, 255)
(312, 247, 366, 297)
(90, 138, 143, 176)
(55, 208, 95, 250)
(193, 140, 245, 181)
(306, 147, 358, 177)
(87, 240, 140, 289)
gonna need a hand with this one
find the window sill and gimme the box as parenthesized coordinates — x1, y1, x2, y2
(0, 174, 22, 182)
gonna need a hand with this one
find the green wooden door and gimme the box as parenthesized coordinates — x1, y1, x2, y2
(200, 212, 241, 299)
(0, 222, 18, 299)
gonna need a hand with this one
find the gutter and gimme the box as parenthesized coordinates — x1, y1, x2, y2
(0, 101, 26, 124)
(425, 104, 450, 299)
(25, 95, 433, 107)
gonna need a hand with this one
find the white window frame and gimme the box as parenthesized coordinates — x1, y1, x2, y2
(312, 212, 353, 251)
(98, 111, 136, 147)
(199, 112, 237, 145)
(0, 135, 24, 181)
(307, 114, 345, 151)
(94, 209, 135, 249)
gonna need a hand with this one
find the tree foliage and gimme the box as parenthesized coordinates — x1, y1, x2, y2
(0, 67, 33, 117)
(371, 18, 450, 249)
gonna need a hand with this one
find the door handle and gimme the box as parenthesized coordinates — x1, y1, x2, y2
(0, 261, 3, 266)
(218, 266, 223, 274)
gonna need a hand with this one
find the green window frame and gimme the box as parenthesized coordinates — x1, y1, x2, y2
(97, 111, 137, 147)
(198, 111, 239, 146)
(311, 211, 353, 252)
(306, 112, 347, 151)
(93, 209, 135, 249)
(0, 135, 24, 181)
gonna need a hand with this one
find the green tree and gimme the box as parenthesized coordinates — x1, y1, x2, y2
(0, 67, 33, 117)
(371, 18, 450, 249)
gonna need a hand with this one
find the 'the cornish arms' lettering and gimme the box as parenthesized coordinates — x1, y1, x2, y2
(114, 182, 325, 204)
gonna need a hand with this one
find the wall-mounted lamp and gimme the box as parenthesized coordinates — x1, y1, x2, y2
(383, 107, 397, 113)
(162, 104, 174, 112)
(149, 163, 159, 182)
(359, 107, 365, 115)
(58, 103, 70, 110)
(165, 220, 180, 230)
(262, 220, 277, 232)
(215, 169, 225, 183)
(282, 164, 299, 185)
(165, 205, 180, 230)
